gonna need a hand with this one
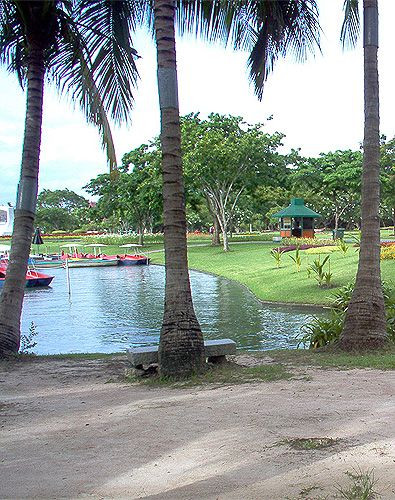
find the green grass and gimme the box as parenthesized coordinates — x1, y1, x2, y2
(126, 362, 294, 388)
(149, 242, 395, 306)
(336, 468, 379, 499)
(260, 346, 395, 370)
(281, 437, 338, 451)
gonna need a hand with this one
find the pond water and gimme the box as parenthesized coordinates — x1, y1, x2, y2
(21, 265, 323, 355)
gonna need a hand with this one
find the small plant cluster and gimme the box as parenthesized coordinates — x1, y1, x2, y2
(299, 281, 395, 348)
(307, 255, 333, 287)
(19, 321, 38, 354)
(270, 246, 334, 286)
(336, 467, 379, 500)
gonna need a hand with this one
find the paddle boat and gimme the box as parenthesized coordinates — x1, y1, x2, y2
(115, 244, 150, 266)
(60, 243, 118, 268)
(0, 263, 54, 288)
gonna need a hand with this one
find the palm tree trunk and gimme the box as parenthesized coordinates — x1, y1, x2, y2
(154, 0, 205, 376)
(340, 0, 388, 349)
(0, 44, 45, 356)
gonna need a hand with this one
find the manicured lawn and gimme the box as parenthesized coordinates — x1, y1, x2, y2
(2, 232, 395, 306)
(150, 242, 395, 306)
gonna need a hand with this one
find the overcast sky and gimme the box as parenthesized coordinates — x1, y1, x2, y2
(1, 0, 395, 204)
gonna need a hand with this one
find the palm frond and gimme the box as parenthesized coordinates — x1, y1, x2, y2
(48, 12, 118, 169)
(340, 0, 360, 49)
(75, 0, 141, 124)
(245, 0, 321, 100)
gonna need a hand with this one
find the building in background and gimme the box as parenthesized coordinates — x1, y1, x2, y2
(0, 204, 14, 236)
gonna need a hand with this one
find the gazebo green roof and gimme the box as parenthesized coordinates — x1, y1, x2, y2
(272, 198, 321, 218)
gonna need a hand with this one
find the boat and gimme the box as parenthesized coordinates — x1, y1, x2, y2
(0, 264, 54, 288)
(114, 244, 150, 266)
(65, 257, 119, 268)
(118, 254, 150, 266)
(28, 255, 64, 269)
(59, 243, 118, 268)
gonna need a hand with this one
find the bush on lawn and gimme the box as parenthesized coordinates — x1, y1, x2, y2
(299, 282, 395, 348)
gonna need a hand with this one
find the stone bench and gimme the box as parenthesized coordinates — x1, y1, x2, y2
(127, 338, 237, 369)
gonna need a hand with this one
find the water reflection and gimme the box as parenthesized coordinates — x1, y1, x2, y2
(21, 265, 323, 355)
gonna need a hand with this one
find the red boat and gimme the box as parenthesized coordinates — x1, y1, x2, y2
(0, 264, 54, 288)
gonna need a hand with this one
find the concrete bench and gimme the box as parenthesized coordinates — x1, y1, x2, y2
(127, 338, 237, 369)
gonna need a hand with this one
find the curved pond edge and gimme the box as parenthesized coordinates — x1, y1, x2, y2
(153, 263, 328, 312)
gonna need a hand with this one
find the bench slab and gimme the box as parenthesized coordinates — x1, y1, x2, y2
(127, 339, 236, 367)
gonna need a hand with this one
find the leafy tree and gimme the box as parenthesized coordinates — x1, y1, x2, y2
(35, 189, 90, 232)
(182, 113, 287, 251)
(0, 0, 139, 356)
(380, 137, 395, 232)
(289, 150, 362, 230)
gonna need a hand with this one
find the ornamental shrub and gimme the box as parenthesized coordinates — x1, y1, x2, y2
(299, 282, 395, 348)
(381, 246, 395, 260)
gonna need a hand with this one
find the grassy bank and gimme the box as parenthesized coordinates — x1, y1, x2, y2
(149, 242, 395, 306)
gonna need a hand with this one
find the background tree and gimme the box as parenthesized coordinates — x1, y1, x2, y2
(0, 0, 139, 356)
(380, 137, 395, 232)
(289, 150, 362, 230)
(182, 113, 287, 251)
(35, 189, 90, 232)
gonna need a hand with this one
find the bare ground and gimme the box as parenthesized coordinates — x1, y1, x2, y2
(0, 355, 394, 499)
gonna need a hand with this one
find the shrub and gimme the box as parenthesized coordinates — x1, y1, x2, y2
(51, 230, 67, 235)
(299, 282, 395, 348)
(282, 237, 335, 247)
(381, 246, 395, 260)
(304, 246, 339, 254)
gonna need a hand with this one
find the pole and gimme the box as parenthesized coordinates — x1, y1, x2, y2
(65, 258, 71, 298)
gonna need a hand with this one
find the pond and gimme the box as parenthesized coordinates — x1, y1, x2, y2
(21, 265, 324, 355)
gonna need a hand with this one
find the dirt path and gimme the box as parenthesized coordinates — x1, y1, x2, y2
(1, 356, 394, 499)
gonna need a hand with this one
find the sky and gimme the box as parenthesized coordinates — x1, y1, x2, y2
(1, 0, 395, 204)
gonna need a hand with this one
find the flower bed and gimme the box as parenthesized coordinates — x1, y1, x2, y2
(381, 246, 395, 260)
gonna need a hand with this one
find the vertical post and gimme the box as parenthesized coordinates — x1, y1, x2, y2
(65, 258, 71, 298)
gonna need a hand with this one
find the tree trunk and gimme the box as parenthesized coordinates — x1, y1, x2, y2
(211, 216, 220, 246)
(340, 0, 388, 350)
(0, 44, 45, 356)
(392, 207, 395, 235)
(154, 0, 205, 376)
(138, 226, 144, 246)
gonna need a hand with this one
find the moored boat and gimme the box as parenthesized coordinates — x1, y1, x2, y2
(118, 254, 150, 266)
(0, 264, 54, 288)
(114, 244, 150, 266)
(65, 257, 119, 268)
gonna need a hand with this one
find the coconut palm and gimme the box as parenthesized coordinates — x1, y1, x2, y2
(143, 0, 322, 375)
(151, 0, 205, 376)
(0, 0, 140, 356)
(338, 0, 388, 349)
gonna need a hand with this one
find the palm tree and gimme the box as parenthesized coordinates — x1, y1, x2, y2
(339, 0, 388, 349)
(152, 0, 205, 376)
(145, 0, 322, 376)
(0, 0, 139, 356)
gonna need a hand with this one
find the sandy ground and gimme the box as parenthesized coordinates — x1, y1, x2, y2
(1, 355, 394, 499)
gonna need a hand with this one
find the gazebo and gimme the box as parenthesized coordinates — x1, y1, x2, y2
(272, 198, 321, 238)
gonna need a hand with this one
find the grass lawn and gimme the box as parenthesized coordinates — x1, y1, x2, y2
(2, 231, 395, 306)
(149, 242, 395, 306)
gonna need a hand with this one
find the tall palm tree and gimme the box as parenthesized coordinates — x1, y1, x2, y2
(152, 0, 205, 376)
(144, 0, 322, 376)
(0, 0, 139, 356)
(339, 0, 388, 349)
